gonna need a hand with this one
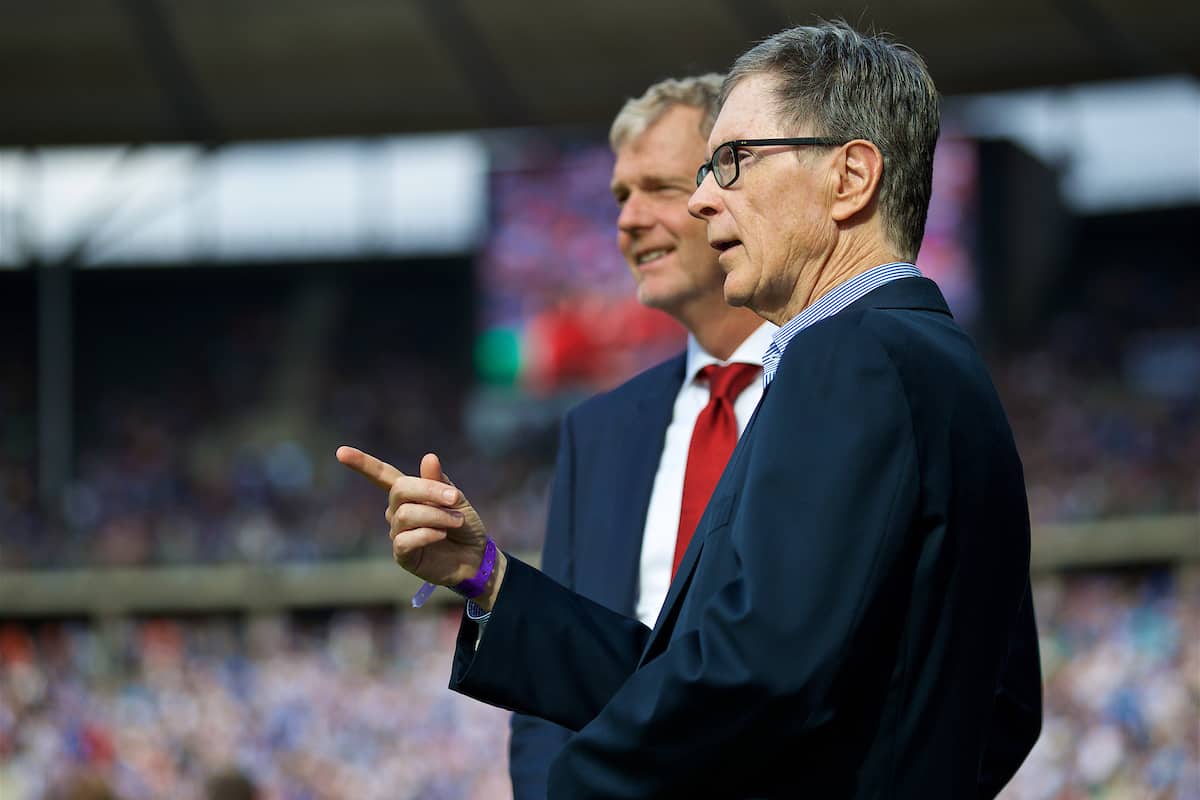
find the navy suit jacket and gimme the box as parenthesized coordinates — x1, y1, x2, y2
(509, 353, 687, 799)
(454, 278, 1042, 799)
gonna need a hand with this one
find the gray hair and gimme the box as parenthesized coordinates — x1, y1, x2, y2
(609, 73, 725, 152)
(725, 21, 940, 261)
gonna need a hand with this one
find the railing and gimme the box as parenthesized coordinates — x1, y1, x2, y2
(1, 513, 1195, 617)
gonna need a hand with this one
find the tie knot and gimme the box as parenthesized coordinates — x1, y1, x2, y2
(698, 362, 760, 403)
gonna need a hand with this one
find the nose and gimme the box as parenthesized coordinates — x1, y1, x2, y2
(688, 175, 722, 221)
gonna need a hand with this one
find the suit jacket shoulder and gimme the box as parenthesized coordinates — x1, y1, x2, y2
(544, 350, 685, 611)
(566, 352, 686, 427)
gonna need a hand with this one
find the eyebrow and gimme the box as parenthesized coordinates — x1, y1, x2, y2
(614, 173, 691, 194)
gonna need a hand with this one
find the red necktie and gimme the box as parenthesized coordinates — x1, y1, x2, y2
(673, 362, 761, 577)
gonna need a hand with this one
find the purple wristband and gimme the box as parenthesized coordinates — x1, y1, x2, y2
(411, 581, 437, 609)
(453, 537, 498, 600)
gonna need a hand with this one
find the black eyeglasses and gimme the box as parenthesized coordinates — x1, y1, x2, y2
(696, 138, 848, 188)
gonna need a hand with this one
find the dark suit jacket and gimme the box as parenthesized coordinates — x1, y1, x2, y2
(453, 278, 1042, 799)
(509, 353, 686, 799)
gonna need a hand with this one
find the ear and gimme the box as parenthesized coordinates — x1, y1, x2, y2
(830, 140, 884, 223)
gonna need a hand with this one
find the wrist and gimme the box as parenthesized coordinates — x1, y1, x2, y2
(411, 540, 504, 611)
(452, 537, 497, 598)
(472, 550, 507, 613)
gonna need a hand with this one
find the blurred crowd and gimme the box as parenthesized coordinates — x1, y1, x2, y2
(0, 569, 1194, 799)
(0, 608, 511, 800)
(1000, 569, 1200, 799)
(0, 271, 558, 570)
(992, 269, 1199, 524)
(1, 271, 1196, 570)
(995, 341, 1198, 524)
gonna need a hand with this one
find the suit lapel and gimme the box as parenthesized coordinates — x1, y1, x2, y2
(605, 354, 685, 615)
(635, 278, 948, 660)
(640, 386, 769, 662)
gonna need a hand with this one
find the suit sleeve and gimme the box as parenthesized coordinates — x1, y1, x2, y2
(509, 414, 578, 800)
(548, 325, 923, 798)
(977, 580, 1042, 798)
(450, 555, 653, 729)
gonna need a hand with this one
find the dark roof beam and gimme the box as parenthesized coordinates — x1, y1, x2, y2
(119, 0, 223, 146)
(414, 0, 531, 128)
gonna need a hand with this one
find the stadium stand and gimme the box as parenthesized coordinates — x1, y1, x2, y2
(1, 179, 1195, 800)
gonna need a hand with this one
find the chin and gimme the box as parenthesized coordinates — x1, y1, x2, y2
(639, 276, 686, 307)
(637, 289, 675, 312)
(723, 294, 748, 308)
(722, 277, 752, 308)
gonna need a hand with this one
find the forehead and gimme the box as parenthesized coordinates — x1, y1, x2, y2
(707, 73, 789, 149)
(612, 104, 708, 183)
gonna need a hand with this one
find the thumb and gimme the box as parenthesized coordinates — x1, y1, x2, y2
(421, 453, 485, 536)
(420, 452, 453, 486)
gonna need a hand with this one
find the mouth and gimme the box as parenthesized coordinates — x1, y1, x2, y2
(710, 238, 742, 255)
(634, 247, 674, 266)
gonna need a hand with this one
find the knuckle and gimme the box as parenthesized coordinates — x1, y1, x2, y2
(389, 475, 410, 500)
(395, 502, 418, 525)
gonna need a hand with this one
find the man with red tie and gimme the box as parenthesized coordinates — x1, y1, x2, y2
(506, 74, 774, 799)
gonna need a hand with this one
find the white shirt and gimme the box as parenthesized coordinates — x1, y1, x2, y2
(634, 322, 777, 626)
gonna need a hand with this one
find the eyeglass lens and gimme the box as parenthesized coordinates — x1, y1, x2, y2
(714, 145, 738, 187)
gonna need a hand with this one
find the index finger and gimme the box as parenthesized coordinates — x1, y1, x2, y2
(335, 445, 406, 490)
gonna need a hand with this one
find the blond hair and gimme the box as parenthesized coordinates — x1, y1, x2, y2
(609, 73, 724, 152)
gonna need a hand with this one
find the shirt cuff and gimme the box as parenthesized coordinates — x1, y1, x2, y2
(465, 600, 492, 624)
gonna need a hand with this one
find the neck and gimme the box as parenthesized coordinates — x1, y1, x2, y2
(776, 236, 902, 326)
(680, 302, 764, 361)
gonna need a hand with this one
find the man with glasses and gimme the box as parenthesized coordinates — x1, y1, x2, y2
(339, 20, 1041, 798)
(507, 74, 774, 800)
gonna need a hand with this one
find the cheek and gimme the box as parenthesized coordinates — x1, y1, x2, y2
(617, 233, 637, 266)
(735, 214, 764, 265)
(745, 197, 791, 262)
(668, 209, 705, 241)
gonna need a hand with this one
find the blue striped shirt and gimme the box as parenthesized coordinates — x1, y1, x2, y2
(761, 262, 923, 386)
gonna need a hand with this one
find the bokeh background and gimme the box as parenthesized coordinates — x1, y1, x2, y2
(1, 2, 1198, 798)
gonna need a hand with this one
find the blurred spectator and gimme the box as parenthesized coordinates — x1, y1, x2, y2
(48, 770, 120, 800)
(205, 767, 258, 800)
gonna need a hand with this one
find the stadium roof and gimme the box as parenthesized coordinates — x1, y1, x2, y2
(3, 0, 1197, 146)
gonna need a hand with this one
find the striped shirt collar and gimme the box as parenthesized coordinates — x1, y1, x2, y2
(762, 262, 923, 385)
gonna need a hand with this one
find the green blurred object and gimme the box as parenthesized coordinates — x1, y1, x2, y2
(475, 326, 521, 386)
